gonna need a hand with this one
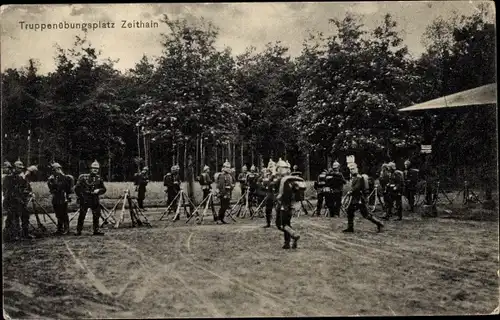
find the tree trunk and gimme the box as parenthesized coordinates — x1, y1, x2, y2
(251, 148, 255, 167)
(137, 126, 141, 172)
(215, 144, 219, 172)
(27, 130, 31, 166)
(108, 146, 112, 182)
(232, 142, 236, 170)
(306, 152, 311, 181)
(195, 135, 200, 177)
(183, 142, 187, 181)
(240, 142, 244, 170)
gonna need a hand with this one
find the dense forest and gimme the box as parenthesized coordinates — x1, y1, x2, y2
(1, 7, 496, 190)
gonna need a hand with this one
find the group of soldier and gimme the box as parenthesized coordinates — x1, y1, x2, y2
(3, 153, 421, 249)
(2, 159, 108, 242)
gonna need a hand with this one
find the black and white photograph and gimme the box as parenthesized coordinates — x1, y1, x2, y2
(1, 1, 498, 318)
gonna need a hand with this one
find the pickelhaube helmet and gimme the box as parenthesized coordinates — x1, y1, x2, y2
(347, 162, 358, 169)
(172, 164, 180, 171)
(3, 161, 12, 168)
(91, 160, 100, 169)
(250, 165, 256, 172)
(14, 159, 24, 169)
(388, 162, 396, 170)
(276, 158, 290, 168)
(267, 159, 275, 169)
(27, 165, 38, 172)
(332, 161, 340, 169)
(203, 165, 210, 172)
(242, 165, 248, 171)
(404, 159, 411, 166)
(52, 162, 62, 169)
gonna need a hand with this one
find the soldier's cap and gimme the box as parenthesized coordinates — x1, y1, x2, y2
(3, 161, 12, 168)
(52, 162, 62, 169)
(91, 160, 100, 169)
(388, 162, 396, 170)
(276, 158, 290, 168)
(203, 165, 210, 171)
(381, 163, 389, 169)
(14, 159, 24, 168)
(332, 161, 340, 169)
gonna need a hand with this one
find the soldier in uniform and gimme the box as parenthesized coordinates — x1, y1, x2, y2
(378, 163, 390, 209)
(328, 161, 347, 217)
(259, 166, 278, 228)
(274, 158, 305, 249)
(313, 169, 328, 216)
(74, 160, 107, 236)
(216, 160, 234, 224)
(164, 165, 182, 214)
(2, 161, 12, 178)
(238, 165, 249, 203)
(199, 165, 213, 201)
(403, 159, 419, 212)
(343, 162, 384, 233)
(246, 165, 259, 207)
(134, 166, 149, 210)
(291, 165, 302, 177)
(382, 162, 404, 220)
(4, 160, 35, 240)
(47, 162, 73, 235)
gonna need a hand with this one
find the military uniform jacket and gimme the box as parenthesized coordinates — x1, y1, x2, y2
(74, 173, 106, 204)
(164, 173, 181, 194)
(246, 172, 258, 190)
(350, 174, 367, 204)
(291, 171, 302, 177)
(259, 174, 278, 199)
(276, 175, 305, 210)
(237, 172, 247, 186)
(3, 173, 32, 205)
(48, 173, 73, 205)
(404, 168, 419, 189)
(134, 172, 149, 189)
(217, 172, 234, 199)
(314, 173, 327, 191)
(386, 171, 404, 194)
(326, 171, 347, 192)
(199, 172, 212, 190)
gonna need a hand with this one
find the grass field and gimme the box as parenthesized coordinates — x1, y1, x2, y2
(3, 192, 500, 318)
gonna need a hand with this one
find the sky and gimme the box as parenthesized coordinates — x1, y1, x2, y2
(0, 1, 495, 74)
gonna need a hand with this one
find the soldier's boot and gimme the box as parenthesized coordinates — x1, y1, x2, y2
(263, 214, 271, 228)
(367, 215, 384, 232)
(21, 228, 34, 240)
(382, 207, 392, 220)
(342, 221, 354, 233)
(92, 219, 104, 236)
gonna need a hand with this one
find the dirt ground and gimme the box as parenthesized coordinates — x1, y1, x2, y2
(3, 202, 499, 318)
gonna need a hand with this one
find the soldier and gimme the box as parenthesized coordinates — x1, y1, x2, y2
(291, 165, 302, 177)
(164, 165, 182, 215)
(2, 161, 12, 179)
(259, 166, 278, 228)
(216, 160, 234, 224)
(47, 163, 73, 235)
(4, 160, 35, 240)
(274, 158, 305, 249)
(313, 169, 328, 216)
(343, 162, 384, 233)
(134, 166, 149, 210)
(74, 160, 107, 236)
(382, 162, 404, 220)
(246, 165, 259, 206)
(199, 165, 213, 200)
(327, 161, 347, 217)
(378, 163, 390, 209)
(403, 159, 419, 212)
(238, 165, 249, 203)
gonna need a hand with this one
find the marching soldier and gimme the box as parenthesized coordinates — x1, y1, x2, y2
(403, 159, 419, 212)
(328, 161, 347, 217)
(238, 165, 249, 203)
(274, 158, 305, 249)
(382, 162, 404, 220)
(74, 160, 107, 236)
(343, 161, 384, 233)
(164, 165, 182, 215)
(134, 166, 149, 210)
(47, 163, 73, 235)
(291, 165, 302, 177)
(216, 160, 234, 224)
(313, 169, 328, 216)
